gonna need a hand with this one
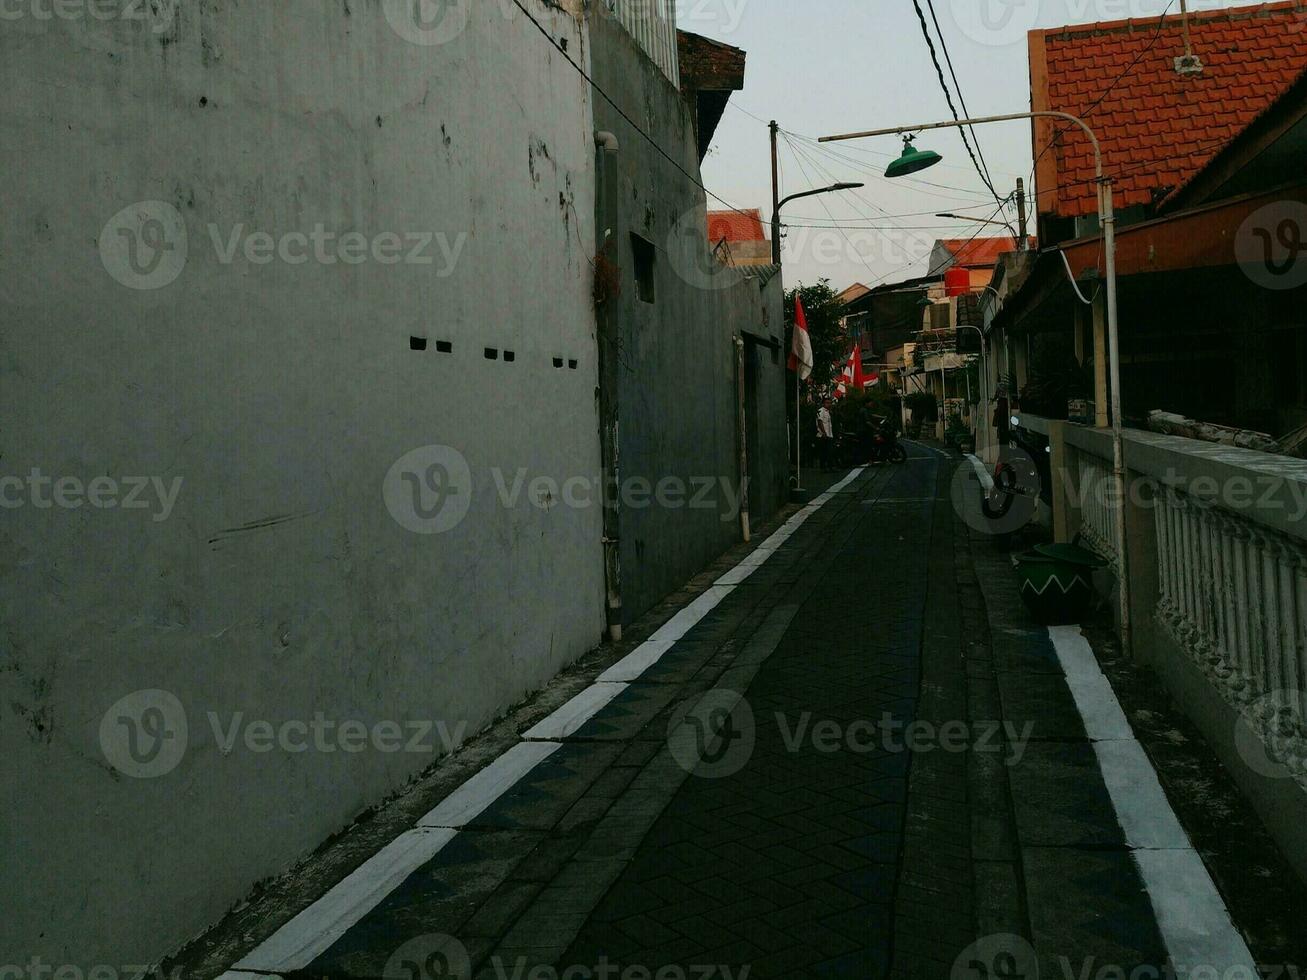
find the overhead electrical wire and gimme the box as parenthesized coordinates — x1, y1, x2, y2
(910, 0, 1003, 204)
(504, 0, 759, 222)
(922, 0, 998, 194)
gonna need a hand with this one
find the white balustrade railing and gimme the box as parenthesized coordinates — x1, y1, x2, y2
(1152, 484, 1307, 781)
(609, 0, 680, 87)
(1075, 451, 1119, 563)
(1057, 420, 1307, 786)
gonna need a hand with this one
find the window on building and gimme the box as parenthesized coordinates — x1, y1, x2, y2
(631, 234, 656, 304)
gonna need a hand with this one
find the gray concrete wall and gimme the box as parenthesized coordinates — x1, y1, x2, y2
(588, 7, 788, 625)
(0, 0, 605, 965)
(1049, 423, 1307, 883)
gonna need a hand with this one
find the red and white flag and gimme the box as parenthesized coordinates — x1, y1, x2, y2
(788, 295, 814, 381)
(836, 345, 871, 397)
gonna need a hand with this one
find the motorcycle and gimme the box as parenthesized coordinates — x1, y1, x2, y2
(980, 434, 1041, 520)
(836, 417, 907, 466)
(869, 426, 908, 465)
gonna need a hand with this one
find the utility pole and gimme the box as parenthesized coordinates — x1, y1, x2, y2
(770, 121, 782, 265)
(1016, 177, 1028, 248)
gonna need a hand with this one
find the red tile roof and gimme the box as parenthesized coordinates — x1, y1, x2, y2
(937, 236, 1035, 268)
(706, 209, 767, 243)
(1030, 1, 1307, 220)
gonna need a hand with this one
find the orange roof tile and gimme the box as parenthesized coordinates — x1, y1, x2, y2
(937, 236, 1036, 268)
(1030, 1, 1307, 220)
(706, 209, 767, 243)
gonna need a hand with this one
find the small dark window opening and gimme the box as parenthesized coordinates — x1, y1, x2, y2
(569, 359, 579, 370)
(410, 336, 428, 352)
(485, 348, 499, 360)
(553, 357, 565, 369)
(436, 341, 453, 354)
(504, 351, 516, 363)
(630, 234, 655, 304)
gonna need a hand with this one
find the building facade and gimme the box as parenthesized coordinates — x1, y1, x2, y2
(0, 0, 786, 964)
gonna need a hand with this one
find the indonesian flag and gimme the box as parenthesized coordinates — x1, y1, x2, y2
(851, 347, 867, 390)
(835, 345, 870, 397)
(788, 295, 814, 381)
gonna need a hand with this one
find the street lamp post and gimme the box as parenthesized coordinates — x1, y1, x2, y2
(823, 111, 1131, 656)
(770, 182, 866, 266)
(935, 211, 1020, 242)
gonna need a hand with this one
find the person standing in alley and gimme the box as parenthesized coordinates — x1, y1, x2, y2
(816, 398, 835, 470)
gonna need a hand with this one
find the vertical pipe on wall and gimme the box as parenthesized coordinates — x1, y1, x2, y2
(735, 336, 751, 543)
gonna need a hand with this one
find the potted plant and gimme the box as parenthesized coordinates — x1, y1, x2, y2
(1014, 542, 1108, 624)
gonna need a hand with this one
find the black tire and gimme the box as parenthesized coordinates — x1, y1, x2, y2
(980, 492, 1012, 519)
(981, 464, 1018, 518)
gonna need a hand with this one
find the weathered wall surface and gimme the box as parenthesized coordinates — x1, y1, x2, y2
(589, 7, 788, 624)
(0, 0, 604, 965)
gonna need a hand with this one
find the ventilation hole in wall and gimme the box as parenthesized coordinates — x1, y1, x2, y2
(410, 336, 428, 352)
(504, 351, 516, 363)
(485, 348, 499, 360)
(199, 96, 209, 107)
(568, 359, 579, 370)
(553, 357, 565, 369)
(436, 341, 453, 354)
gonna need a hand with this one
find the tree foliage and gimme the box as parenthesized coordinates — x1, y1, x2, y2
(784, 280, 848, 394)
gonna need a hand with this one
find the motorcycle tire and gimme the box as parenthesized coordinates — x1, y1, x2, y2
(981, 465, 1018, 519)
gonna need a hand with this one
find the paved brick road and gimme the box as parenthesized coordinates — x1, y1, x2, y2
(195, 451, 1187, 980)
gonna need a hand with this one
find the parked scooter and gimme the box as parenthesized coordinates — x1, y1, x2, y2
(869, 422, 908, 465)
(836, 415, 907, 466)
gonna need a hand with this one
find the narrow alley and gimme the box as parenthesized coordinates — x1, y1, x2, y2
(166, 453, 1306, 979)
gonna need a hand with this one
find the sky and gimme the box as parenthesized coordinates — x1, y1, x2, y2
(691, 0, 1271, 293)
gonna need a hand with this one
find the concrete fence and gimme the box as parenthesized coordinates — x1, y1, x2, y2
(1029, 418, 1307, 882)
(609, 0, 680, 86)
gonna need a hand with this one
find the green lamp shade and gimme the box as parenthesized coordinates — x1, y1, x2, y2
(885, 138, 942, 179)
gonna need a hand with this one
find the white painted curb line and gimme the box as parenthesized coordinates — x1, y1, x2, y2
(1047, 626, 1255, 973)
(232, 828, 458, 972)
(220, 469, 869, 974)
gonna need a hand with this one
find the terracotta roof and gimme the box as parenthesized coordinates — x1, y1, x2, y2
(1030, 1, 1307, 220)
(706, 209, 767, 243)
(838, 282, 872, 303)
(936, 236, 1034, 268)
